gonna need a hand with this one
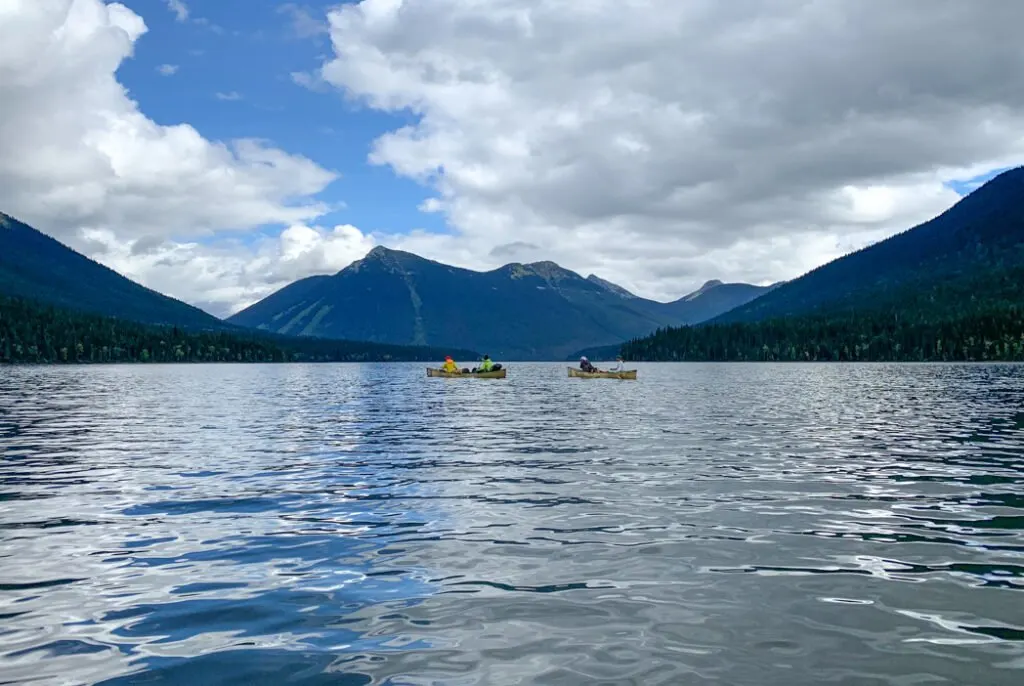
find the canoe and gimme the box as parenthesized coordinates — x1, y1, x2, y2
(567, 367, 637, 380)
(427, 367, 507, 379)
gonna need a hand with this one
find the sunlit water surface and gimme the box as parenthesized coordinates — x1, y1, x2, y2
(1, 362, 1022, 685)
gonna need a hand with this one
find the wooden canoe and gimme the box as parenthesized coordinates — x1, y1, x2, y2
(567, 366, 637, 380)
(427, 367, 507, 378)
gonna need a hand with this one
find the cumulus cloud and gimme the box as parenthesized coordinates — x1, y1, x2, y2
(214, 90, 243, 101)
(314, 0, 1024, 299)
(165, 0, 188, 22)
(84, 223, 377, 317)
(0, 0, 337, 290)
(156, 63, 178, 76)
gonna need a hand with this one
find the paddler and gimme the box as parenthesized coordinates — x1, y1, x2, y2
(441, 355, 460, 373)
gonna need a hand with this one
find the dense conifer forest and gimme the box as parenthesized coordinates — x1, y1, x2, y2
(0, 296, 477, 364)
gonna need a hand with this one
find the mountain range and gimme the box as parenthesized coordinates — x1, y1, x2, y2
(5, 165, 1022, 364)
(1, 209, 767, 361)
(226, 249, 772, 360)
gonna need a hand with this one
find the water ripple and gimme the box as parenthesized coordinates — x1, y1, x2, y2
(1, 362, 1023, 684)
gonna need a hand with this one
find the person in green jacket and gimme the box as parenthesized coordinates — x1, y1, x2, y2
(470, 355, 498, 373)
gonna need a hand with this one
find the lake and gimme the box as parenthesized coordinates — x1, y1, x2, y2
(1, 362, 1022, 685)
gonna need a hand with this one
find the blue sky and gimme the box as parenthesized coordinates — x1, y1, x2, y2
(944, 167, 1014, 197)
(115, 0, 443, 244)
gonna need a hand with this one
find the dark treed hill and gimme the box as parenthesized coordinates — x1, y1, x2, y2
(228, 246, 772, 360)
(621, 168, 1024, 362)
(711, 166, 1024, 324)
(0, 211, 225, 329)
(621, 263, 1024, 362)
(0, 295, 479, 364)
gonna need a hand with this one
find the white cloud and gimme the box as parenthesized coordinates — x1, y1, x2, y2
(278, 3, 329, 39)
(290, 70, 328, 92)
(156, 63, 179, 76)
(192, 16, 224, 35)
(311, 0, 1024, 300)
(165, 0, 188, 22)
(0, 0, 335, 252)
(85, 223, 377, 317)
(215, 90, 243, 101)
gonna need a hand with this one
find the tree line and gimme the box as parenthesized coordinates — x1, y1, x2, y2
(622, 305, 1024, 362)
(0, 296, 475, 364)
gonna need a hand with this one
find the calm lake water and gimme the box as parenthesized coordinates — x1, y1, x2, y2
(1, 362, 1022, 685)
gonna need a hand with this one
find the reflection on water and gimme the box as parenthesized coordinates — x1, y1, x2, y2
(1, 362, 1022, 685)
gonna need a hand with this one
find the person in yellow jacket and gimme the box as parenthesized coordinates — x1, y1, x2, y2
(441, 355, 460, 373)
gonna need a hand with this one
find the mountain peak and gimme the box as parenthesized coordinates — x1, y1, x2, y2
(500, 260, 584, 283)
(342, 245, 429, 274)
(524, 260, 575, 276)
(539, 262, 593, 286)
(365, 245, 414, 260)
(680, 279, 725, 301)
